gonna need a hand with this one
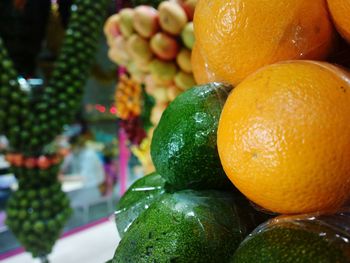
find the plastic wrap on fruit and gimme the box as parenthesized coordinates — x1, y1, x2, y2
(115, 172, 166, 238)
(231, 209, 350, 263)
(193, 0, 336, 86)
(113, 189, 271, 263)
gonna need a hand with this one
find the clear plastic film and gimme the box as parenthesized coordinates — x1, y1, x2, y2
(193, 0, 336, 86)
(232, 209, 350, 262)
(112, 189, 271, 263)
(114, 172, 166, 238)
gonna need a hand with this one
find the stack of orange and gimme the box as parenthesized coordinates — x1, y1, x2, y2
(193, 0, 350, 214)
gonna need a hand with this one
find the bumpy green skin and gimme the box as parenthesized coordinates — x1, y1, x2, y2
(113, 189, 266, 263)
(151, 83, 233, 190)
(0, 0, 108, 154)
(115, 172, 166, 238)
(6, 181, 72, 257)
(232, 226, 350, 263)
(2, 0, 109, 258)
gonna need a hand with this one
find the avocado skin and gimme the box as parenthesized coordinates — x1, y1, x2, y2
(115, 172, 166, 238)
(151, 83, 233, 190)
(113, 189, 267, 263)
(231, 225, 350, 263)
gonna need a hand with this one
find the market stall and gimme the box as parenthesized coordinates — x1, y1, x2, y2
(1, 0, 350, 262)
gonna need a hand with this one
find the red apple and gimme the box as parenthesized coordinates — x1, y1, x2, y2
(133, 6, 160, 39)
(178, 0, 197, 20)
(103, 14, 121, 46)
(150, 32, 180, 61)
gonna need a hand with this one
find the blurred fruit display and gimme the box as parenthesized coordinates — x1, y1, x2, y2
(105, 0, 196, 111)
(114, 73, 155, 174)
(0, 0, 108, 260)
(108, 0, 350, 261)
(105, 0, 197, 173)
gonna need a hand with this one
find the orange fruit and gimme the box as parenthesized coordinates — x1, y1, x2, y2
(191, 43, 220, 84)
(194, 0, 336, 85)
(217, 60, 350, 214)
(327, 0, 350, 43)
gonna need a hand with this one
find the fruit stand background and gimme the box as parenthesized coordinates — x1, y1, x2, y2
(1, 0, 350, 262)
(0, 0, 124, 257)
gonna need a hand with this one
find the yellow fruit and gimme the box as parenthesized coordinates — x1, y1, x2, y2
(327, 0, 350, 43)
(108, 36, 131, 66)
(158, 1, 188, 35)
(176, 48, 192, 73)
(167, 85, 183, 101)
(174, 71, 196, 90)
(104, 14, 120, 46)
(218, 60, 350, 214)
(126, 34, 153, 63)
(194, 0, 335, 85)
(151, 102, 168, 125)
(191, 43, 220, 84)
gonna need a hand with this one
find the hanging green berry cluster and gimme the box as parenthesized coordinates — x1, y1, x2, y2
(0, 0, 109, 155)
(0, 0, 109, 259)
(6, 182, 72, 257)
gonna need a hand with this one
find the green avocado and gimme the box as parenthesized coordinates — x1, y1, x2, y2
(151, 83, 233, 190)
(231, 224, 350, 263)
(115, 172, 166, 238)
(113, 189, 266, 263)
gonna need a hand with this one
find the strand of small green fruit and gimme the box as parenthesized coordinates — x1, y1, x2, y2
(1, 0, 109, 259)
(0, 0, 109, 155)
(6, 180, 72, 258)
(0, 38, 30, 150)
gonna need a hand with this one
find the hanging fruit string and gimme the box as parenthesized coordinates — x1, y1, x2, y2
(0, 37, 29, 150)
(0, 0, 109, 155)
(0, 0, 110, 260)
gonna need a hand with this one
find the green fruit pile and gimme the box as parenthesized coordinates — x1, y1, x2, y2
(114, 189, 265, 263)
(112, 83, 350, 262)
(111, 83, 271, 262)
(6, 182, 72, 257)
(115, 172, 166, 238)
(11, 162, 60, 189)
(0, 37, 29, 150)
(231, 213, 350, 263)
(151, 82, 233, 190)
